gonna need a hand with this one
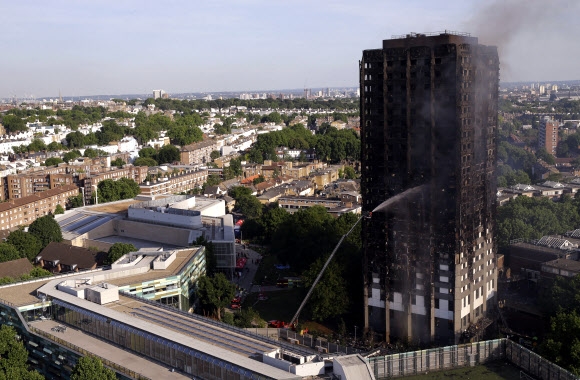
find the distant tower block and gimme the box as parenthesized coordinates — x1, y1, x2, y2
(539, 117, 558, 155)
(152, 89, 167, 99)
(360, 32, 499, 345)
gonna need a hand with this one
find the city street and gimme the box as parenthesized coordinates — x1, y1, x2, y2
(233, 244, 282, 296)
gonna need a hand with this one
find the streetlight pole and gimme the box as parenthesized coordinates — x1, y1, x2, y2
(354, 325, 357, 346)
(93, 184, 98, 205)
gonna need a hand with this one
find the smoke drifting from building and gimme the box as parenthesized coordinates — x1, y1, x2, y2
(465, 0, 580, 81)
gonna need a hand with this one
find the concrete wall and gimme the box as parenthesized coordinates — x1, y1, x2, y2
(152, 252, 176, 270)
(82, 239, 113, 252)
(170, 197, 198, 210)
(116, 220, 192, 246)
(85, 285, 119, 305)
(56, 284, 85, 298)
(293, 362, 325, 376)
(198, 200, 226, 217)
(128, 207, 202, 229)
(85, 219, 116, 240)
(262, 355, 294, 373)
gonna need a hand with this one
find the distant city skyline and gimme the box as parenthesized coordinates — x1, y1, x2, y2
(0, 0, 578, 99)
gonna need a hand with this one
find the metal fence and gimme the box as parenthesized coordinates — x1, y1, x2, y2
(367, 339, 579, 380)
(368, 339, 505, 379)
(506, 339, 578, 380)
(280, 329, 363, 355)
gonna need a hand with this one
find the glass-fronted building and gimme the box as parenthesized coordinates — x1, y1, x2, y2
(0, 247, 303, 380)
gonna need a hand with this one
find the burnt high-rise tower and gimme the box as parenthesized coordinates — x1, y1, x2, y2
(360, 32, 499, 344)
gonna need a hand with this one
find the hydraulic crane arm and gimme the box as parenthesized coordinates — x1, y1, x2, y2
(289, 214, 366, 326)
(288, 185, 425, 327)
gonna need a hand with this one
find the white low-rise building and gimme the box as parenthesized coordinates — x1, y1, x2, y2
(118, 136, 138, 152)
(0, 139, 32, 154)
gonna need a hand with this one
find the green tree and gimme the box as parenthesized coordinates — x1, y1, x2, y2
(96, 178, 140, 203)
(0, 325, 45, 380)
(167, 124, 203, 146)
(252, 175, 265, 185)
(6, 230, 42, 262)
(0, 243, 21, 263)
(28, 215, 63, 247)
(261, 112, 282, 124)
(44, 157, 64, 166)
(210, 150, 220, 160)
(27, 139, 46, 152)
(12, 145, 27, 154)
(540, 311, 580, 375)
(271, 206, 337, 272)
(228, 186, 252, 200)
(110, 158, 125, 167)
(539, 274, 580, 316)
(138, 146, 158, 160)
(54, 204, 65, 215)
(63, 150, 82, 163)
(28, 267, 52, 279)
(133, 124, 157, 144)
(71, 356, 116, 380)
(83, 148, 107, 159)
(104, 243, 136, 265)
(303, 258, 349, 321)
(204, 175, 221, 188)
(260, 206, 288, 241)
(343, 166, 356, 179)
(133, 157, 158, 167)
(1, 115, 27, 133)
(195, 273, 235, 321)
(65, 131, 86, 148)
(537, 148, 556, 164)
(47, 141, 64, 151)
(157, 145, 180, 164)
(235, 195, 263, 219)
(497, 196, 580, 247)
(233, 307, 266, 328)
(68, 194, 84, 208)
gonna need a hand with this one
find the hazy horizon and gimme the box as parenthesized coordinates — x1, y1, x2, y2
(1, 0, 578, 99)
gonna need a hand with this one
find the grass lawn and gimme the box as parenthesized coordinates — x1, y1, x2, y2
(252, 254, 279, 285)
(399, 361, 522, 380)
(243, 288, 303, 322)
(253, 252, 300, 286)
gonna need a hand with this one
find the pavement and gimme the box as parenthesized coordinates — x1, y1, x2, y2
(233, 243, 263, 294)
(229, 244, 289, 313)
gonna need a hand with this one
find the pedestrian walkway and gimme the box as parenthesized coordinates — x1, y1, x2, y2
(234, 243, 262, 293)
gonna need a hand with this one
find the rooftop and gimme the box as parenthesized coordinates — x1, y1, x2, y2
(0, 247, 200, 307)
(107, 294, 279, 357)
(87, 199, 142, 213)
(30, 319, 190, 380)
(36, 242, 106, 270)
(29, 249, 304, 380)
(0, 184, 78, 212)
(0, 258, 33, 278)
(543, 258, 580, 272)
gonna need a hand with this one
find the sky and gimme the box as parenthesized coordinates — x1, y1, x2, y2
(0, 0, 578, 99)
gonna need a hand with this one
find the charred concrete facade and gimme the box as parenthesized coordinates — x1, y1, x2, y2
(360, 32, 499, 345)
